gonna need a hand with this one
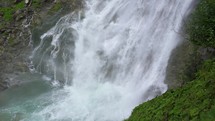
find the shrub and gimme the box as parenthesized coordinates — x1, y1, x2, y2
(187, 0, 215, 48)
(126, 59, 215, 121)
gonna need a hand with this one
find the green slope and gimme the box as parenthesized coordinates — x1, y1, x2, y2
(126, 60, 215, 121)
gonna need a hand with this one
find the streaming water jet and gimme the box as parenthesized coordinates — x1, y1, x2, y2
(0, 0, 195, 121)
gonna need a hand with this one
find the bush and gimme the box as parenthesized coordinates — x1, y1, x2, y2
(187, 0, 215, 48)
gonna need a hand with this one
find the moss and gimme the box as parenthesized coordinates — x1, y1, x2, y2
(8, 37, 15, 46)
(32, 0, 43, 9)
(14, 2, 25, 10)
(0, 8, 13, 21)
(49, 2, 63, 13)
(0, 1, 25, 22)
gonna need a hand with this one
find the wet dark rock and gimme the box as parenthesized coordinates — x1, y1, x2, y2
(0, 28, 6, 33)
(44, 0, 55, 3)
(14, 10, 23, 16)
(0, 12, 3, 17)
(26, 9, 34, 15)
(5, 29, 12, 33)
(14, 0, 22, 4)
(165, 40, 197, 89)
(15, 14, 25, 21)
(2, 36, 7, 40)
(13, 10, 26, 21)
(198, 47, 215, 61)
(0, 0, 83, 91)
(0, 39, 4, 45)
(14, 62, 28, 72)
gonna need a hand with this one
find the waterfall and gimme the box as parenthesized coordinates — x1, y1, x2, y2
(27, 0, 195, 121)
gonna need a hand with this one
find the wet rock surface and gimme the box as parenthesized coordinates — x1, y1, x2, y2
(165, 40, 215, 89)
(0, 0, 83, 91)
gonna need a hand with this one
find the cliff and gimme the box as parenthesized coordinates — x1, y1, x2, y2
(0, 0, 82, 91)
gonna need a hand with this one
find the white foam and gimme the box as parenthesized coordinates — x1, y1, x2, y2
(29, 0, 195, 121)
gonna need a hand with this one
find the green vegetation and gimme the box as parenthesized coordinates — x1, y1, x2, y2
(187, 0, 215, 48)
(0, 1, 25, 21)
(46, 2, 63, 15)
(0, 8, 13, 21)
(127, 0, 215, 120)
(32, 0, 63, 14)
(14, 2, 25, 10)
(50, 2, 63, 12)
(126, 60, 215, 121)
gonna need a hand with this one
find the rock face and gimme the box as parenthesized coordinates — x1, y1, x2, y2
(0, 3, 30, 91)
(165, 41, 197, 89)
(165, 40, 215, 89)
(0, 0, 83, 91)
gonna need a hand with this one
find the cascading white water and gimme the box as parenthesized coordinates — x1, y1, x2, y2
(28, 0, 195, 121)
